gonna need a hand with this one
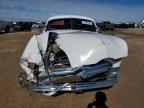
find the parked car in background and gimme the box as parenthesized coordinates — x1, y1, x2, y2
(19, 15, 128, 96)
(98, 21, 114, 31)
(114, 23, 129, 28)
(31, 22, 45, 30)
(0, 19, 12, 33)
(128, 22, 135, 28)
(114, 22, 135, 29)
(31, 21, 46, 34)
(13, 21, 33, 31)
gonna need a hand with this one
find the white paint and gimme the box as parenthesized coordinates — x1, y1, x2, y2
(80, 49, 94, 62)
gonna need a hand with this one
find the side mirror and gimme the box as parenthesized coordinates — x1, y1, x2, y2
(31, 24, 44, 35)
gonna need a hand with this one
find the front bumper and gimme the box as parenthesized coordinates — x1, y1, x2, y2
(27, 79, 116, 93)
(19, 62, 120, 96)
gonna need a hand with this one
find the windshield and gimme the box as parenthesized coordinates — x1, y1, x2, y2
(47, 18, 96, 32)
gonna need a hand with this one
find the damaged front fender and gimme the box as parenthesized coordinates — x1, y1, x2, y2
(20, 35, 44, 80)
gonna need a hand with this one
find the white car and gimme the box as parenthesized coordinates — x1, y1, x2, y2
(19, 15, 128, 96)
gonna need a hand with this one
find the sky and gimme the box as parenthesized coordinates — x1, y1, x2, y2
(0, 0, 144, 22)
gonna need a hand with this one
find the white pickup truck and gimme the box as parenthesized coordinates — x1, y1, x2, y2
(19, 15, 128, 96)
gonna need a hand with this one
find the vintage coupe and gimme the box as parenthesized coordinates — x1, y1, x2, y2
(19, 15, 128, 96)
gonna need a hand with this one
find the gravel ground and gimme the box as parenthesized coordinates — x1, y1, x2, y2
(0, 28, 144, 108)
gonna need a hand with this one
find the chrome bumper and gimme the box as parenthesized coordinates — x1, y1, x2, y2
(28, 79, 116, 93)
(20, 61, 120, 96)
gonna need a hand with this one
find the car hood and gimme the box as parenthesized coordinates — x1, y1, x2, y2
(20, 30, 127, 81)
(52, 31, 128, 68)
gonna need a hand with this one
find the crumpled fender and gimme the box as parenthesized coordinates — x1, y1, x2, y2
(20, 35, 44, 79)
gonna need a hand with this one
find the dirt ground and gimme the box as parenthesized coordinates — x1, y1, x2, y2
(0, 28, 144, 108)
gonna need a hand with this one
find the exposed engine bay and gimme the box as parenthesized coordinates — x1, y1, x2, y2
(46, 43, 71, 70)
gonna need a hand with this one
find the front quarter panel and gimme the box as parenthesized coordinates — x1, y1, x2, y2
(20, 35, 44, 79)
